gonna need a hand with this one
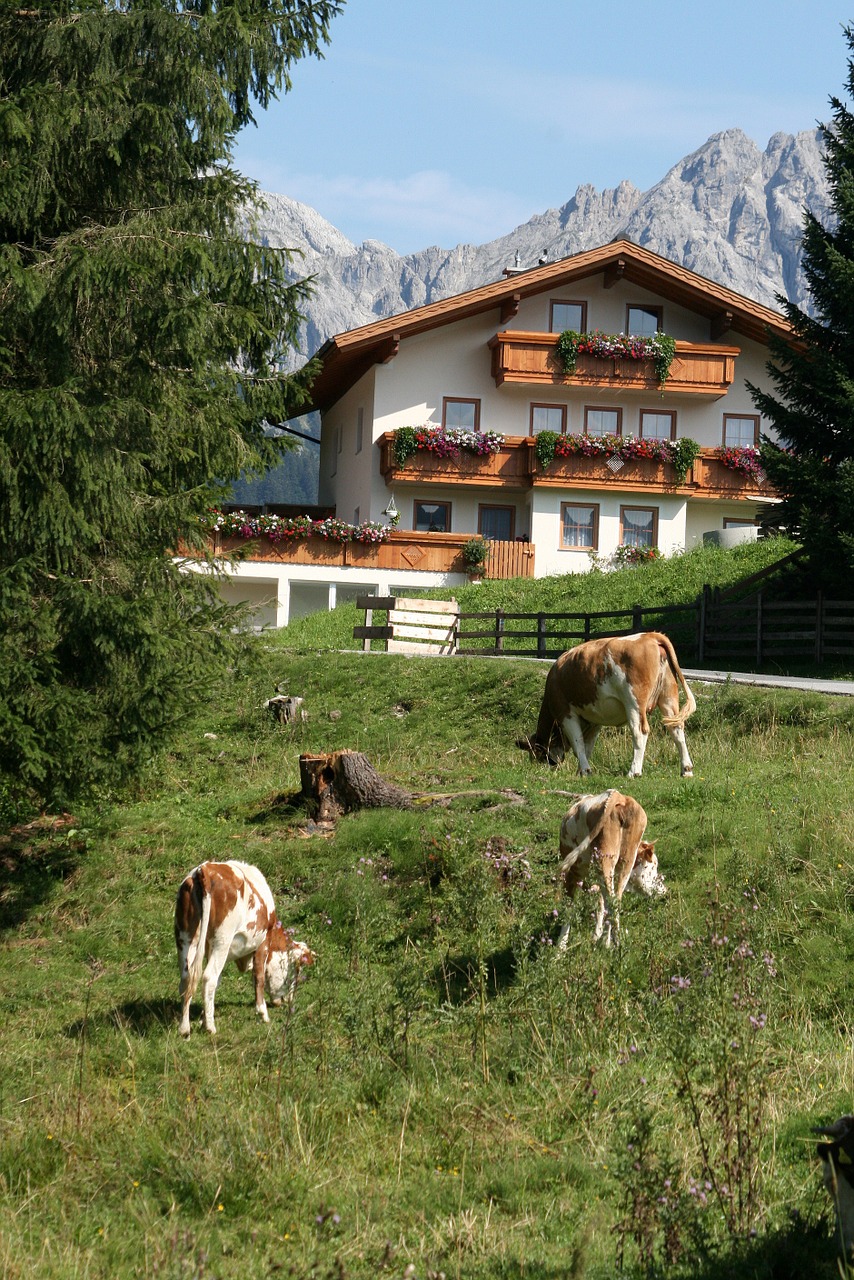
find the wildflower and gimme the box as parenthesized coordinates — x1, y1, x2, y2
(217, 1204, 224, 1213)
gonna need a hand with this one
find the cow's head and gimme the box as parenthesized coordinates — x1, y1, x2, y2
(265, 937, 317, 1005)
(516, 729, 565, 767)
(628, 841, 666, 897)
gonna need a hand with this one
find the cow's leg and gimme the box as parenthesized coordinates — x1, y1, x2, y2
(562, 711, 593, 775)
(200, 938, 231, 1034)
(625, 704, 649, 777)
(177, 941, 194, 1038)
(581, 720, 600, 765)
(592, 889, 607, 943)
(252, 944, 271, 1023)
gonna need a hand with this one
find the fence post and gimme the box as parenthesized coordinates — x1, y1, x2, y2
(495, 608, 505, 655)
(537, 613, 547, 659)
(815, 590, 824, 664)
(756, 590, 763, 668)
(584, 613, 591, 641)
(363, 605, 373, 653)
(632, 604, 643, 632)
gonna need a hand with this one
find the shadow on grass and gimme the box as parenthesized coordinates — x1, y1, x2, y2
(0, 815, 82, 934)
(435, 945, 518, 1005)
(65, 998, 176, 1038)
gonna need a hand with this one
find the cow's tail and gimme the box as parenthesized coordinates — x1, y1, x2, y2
(657, 634, 697, 728)
(183, 871, 211, 1003)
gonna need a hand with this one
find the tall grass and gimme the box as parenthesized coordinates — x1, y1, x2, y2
(1, 633, 852, 1277)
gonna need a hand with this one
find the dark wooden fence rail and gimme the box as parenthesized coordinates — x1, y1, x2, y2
(458, 588, 854, 665)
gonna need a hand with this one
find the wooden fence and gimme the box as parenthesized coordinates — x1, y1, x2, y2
(354, 595, 459, 655)
(457, 590, 854, 665)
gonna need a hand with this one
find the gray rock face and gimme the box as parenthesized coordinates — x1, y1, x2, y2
(253, 127, 830, 362)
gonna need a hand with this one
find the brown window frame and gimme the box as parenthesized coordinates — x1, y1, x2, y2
(722, 413, 760, 448)
(619, 504, 659, 548)
(639, 408, 677, 441)
(584, 405, 623, 437)
(560, 502, 600, 551)
(477, 504, 516, 542)
(529, 402, 567, 436)
(549, 299, 588, 333)
(441, 397, 481, 432)
(412, 499, 451, 533)
(626, 303, 663, 335)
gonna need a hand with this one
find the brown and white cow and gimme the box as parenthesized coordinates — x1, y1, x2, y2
(557, 789, 665, 948)
(174, 860, 315, 1037)
(520, 631, 696, 777)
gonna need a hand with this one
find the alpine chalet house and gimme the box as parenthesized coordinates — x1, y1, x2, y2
(210, 240, 789, 626)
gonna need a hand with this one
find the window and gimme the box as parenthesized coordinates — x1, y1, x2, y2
(478, 505, 515, 542)
(442, 397, 480, 431)
(723, 414, 760, 448)
(353, 506, 360, 525)
(639, 409, 676, 441)
(530, 403, 567, 435)
(620, 506, 658, 548)
(626, 304, 662, 336)
(550, 300, 587, 333)
(413, 500, 451, 532)
(355, 408, 364, 454)
(723, 518, 759, 528)
(561, 503, 599, 550)
(584, 406, 622, 437)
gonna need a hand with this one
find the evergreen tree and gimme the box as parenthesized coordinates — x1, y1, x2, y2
(749, 24, 854, 589)
(0, 1, 342, 809)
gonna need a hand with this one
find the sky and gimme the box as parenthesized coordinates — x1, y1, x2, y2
(233, 0, 853, 256)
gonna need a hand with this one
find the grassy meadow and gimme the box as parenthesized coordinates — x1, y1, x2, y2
(2, 541, 854, 1279)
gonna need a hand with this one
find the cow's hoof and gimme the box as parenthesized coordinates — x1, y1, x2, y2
(179, 1027, 191, 1039)
(682, 768, 694, 778)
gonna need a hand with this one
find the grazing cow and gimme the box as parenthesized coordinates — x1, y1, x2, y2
(815, 1115, 854, 1262)
(556, 790, 665, 948)
(520, 631, 696, 777)
(174, 860, 315, 1037)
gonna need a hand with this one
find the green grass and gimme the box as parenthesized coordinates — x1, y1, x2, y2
(2, 548, 854, 1278)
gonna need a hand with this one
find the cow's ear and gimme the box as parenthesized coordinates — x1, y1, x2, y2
(639, 841, 657, 860)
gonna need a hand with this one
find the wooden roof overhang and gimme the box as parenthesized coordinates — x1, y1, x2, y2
(299, 240, 794, 415)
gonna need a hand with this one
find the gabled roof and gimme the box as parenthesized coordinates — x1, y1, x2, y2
(302, 239, 793, 414)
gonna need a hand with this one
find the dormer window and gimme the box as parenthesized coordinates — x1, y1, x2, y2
(626, 304, 662, 336)
(550, 300, 587, 333)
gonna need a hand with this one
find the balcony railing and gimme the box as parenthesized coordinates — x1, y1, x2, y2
(210, 529, 535, 579)
(488, 331, 740, 396)
(379, 434, 531, 487)
(378, 433, 773, 500)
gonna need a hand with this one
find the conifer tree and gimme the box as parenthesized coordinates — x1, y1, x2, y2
(0, 1, 342, 808)
(749, 24, 854, 589)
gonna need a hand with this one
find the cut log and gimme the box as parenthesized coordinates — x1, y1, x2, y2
(265, 694, 306, 723)
(298, 750, 412, 821)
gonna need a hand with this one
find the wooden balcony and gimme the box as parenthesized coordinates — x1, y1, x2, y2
(211, 530, 535, 579)
(689, 453, 772, 500)
(528, 442, 693, 493)
(376, 434, 772, 500)
(379, 432, 530, 487)
(488, 331, 740, 397)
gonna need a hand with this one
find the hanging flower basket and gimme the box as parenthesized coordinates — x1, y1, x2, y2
(392, 424, 504, 467)
(204, 510, 392, 545)
(713, 446, 765, 482)
(534, 431, 700, 483)
(556, 329, 677, 384)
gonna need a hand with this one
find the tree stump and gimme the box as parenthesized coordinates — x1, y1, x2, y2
(298, 750, 412, 822)
(265, 694, 306, 723)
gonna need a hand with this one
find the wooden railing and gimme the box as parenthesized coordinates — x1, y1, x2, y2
(488, 332, 740, 396)
(378, 433, 775, 500)
(209, 530, 532, 579)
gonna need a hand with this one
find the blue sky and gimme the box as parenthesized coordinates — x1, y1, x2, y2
(233, 1, 852, 255)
